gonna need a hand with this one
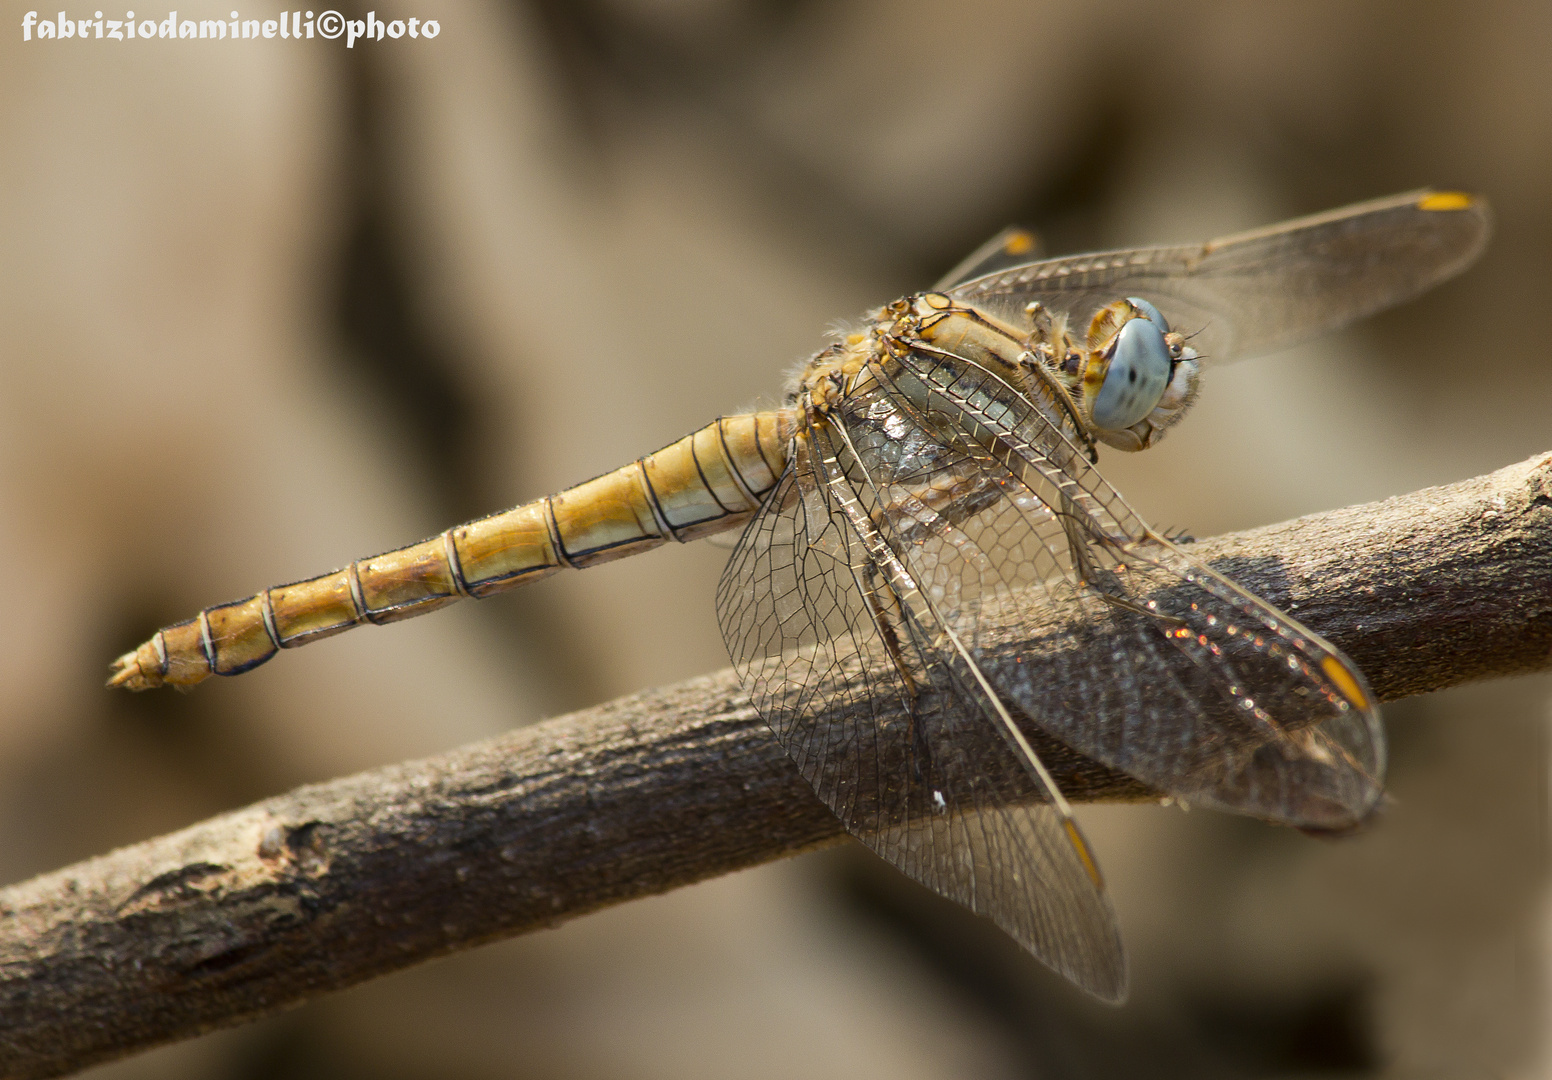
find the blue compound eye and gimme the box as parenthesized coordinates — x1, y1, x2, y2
(1126, 297, 1168, 332)
(1092, 309, 1173, 430)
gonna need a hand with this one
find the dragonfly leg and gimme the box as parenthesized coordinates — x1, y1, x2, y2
(1091, 588, 1188, 629)
(859, 558, 920, 702)
(857, 558, 940, 784)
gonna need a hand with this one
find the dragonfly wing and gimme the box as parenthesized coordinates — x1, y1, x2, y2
(862, 350, 1384, 829)
(948, 190, 1489, 363)
(717, 430, 1127, 1000)
(932, 226, 1044, 291)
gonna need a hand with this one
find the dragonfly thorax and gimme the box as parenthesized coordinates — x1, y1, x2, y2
(796, 336, 878, 413)
(798, 292, 1201, 456)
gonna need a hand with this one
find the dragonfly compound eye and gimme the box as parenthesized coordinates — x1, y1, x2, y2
(1091, 306, 1173, 431)
(1125, 296, 1169, 333)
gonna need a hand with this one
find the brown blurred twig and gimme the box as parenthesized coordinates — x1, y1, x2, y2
(1, 453, 1549, 1079)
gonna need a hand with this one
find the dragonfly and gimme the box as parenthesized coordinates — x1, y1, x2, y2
(110, 189, 1490, 1001)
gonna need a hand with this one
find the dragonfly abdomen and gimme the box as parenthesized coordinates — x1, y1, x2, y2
(108, 411, 794, 691)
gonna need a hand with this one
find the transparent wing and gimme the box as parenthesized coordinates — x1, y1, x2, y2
(716, 428, 1127, 1000)
(852, 349, 1384, 828)
(948, 190, 1489, 363)
(932, 226, 1044, 291)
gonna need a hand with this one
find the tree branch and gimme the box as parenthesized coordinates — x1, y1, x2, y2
(3, 454, 1550, 1079)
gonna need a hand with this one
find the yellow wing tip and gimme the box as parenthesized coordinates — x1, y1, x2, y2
(1416, 191, 1475, 212)
(1062, 818, 1106, 890)
(1320, 654, 1370, 711)
(1002, 229, 1036, 256)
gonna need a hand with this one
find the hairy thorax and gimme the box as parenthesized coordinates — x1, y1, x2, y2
(795, 291, 1200, 456)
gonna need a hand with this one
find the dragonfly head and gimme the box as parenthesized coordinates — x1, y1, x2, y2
(1081, 298, 1201, 452)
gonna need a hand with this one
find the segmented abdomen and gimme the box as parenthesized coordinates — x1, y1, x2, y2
(109, 411, 795, 690)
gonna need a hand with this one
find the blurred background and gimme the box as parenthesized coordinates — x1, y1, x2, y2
(2, 1, 1549, 1076)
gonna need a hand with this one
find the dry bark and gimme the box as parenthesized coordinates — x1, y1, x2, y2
(2, 453, 1549, 1079)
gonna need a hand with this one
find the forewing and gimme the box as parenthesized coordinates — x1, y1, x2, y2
(857, 351, 1384, 829)
(716, 431, 1126, 1000)
(948, 190, 1488, 363)
(933, 226, 1044, 291)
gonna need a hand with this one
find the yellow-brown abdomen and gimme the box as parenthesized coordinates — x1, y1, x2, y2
(108, 412, 794, 691)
